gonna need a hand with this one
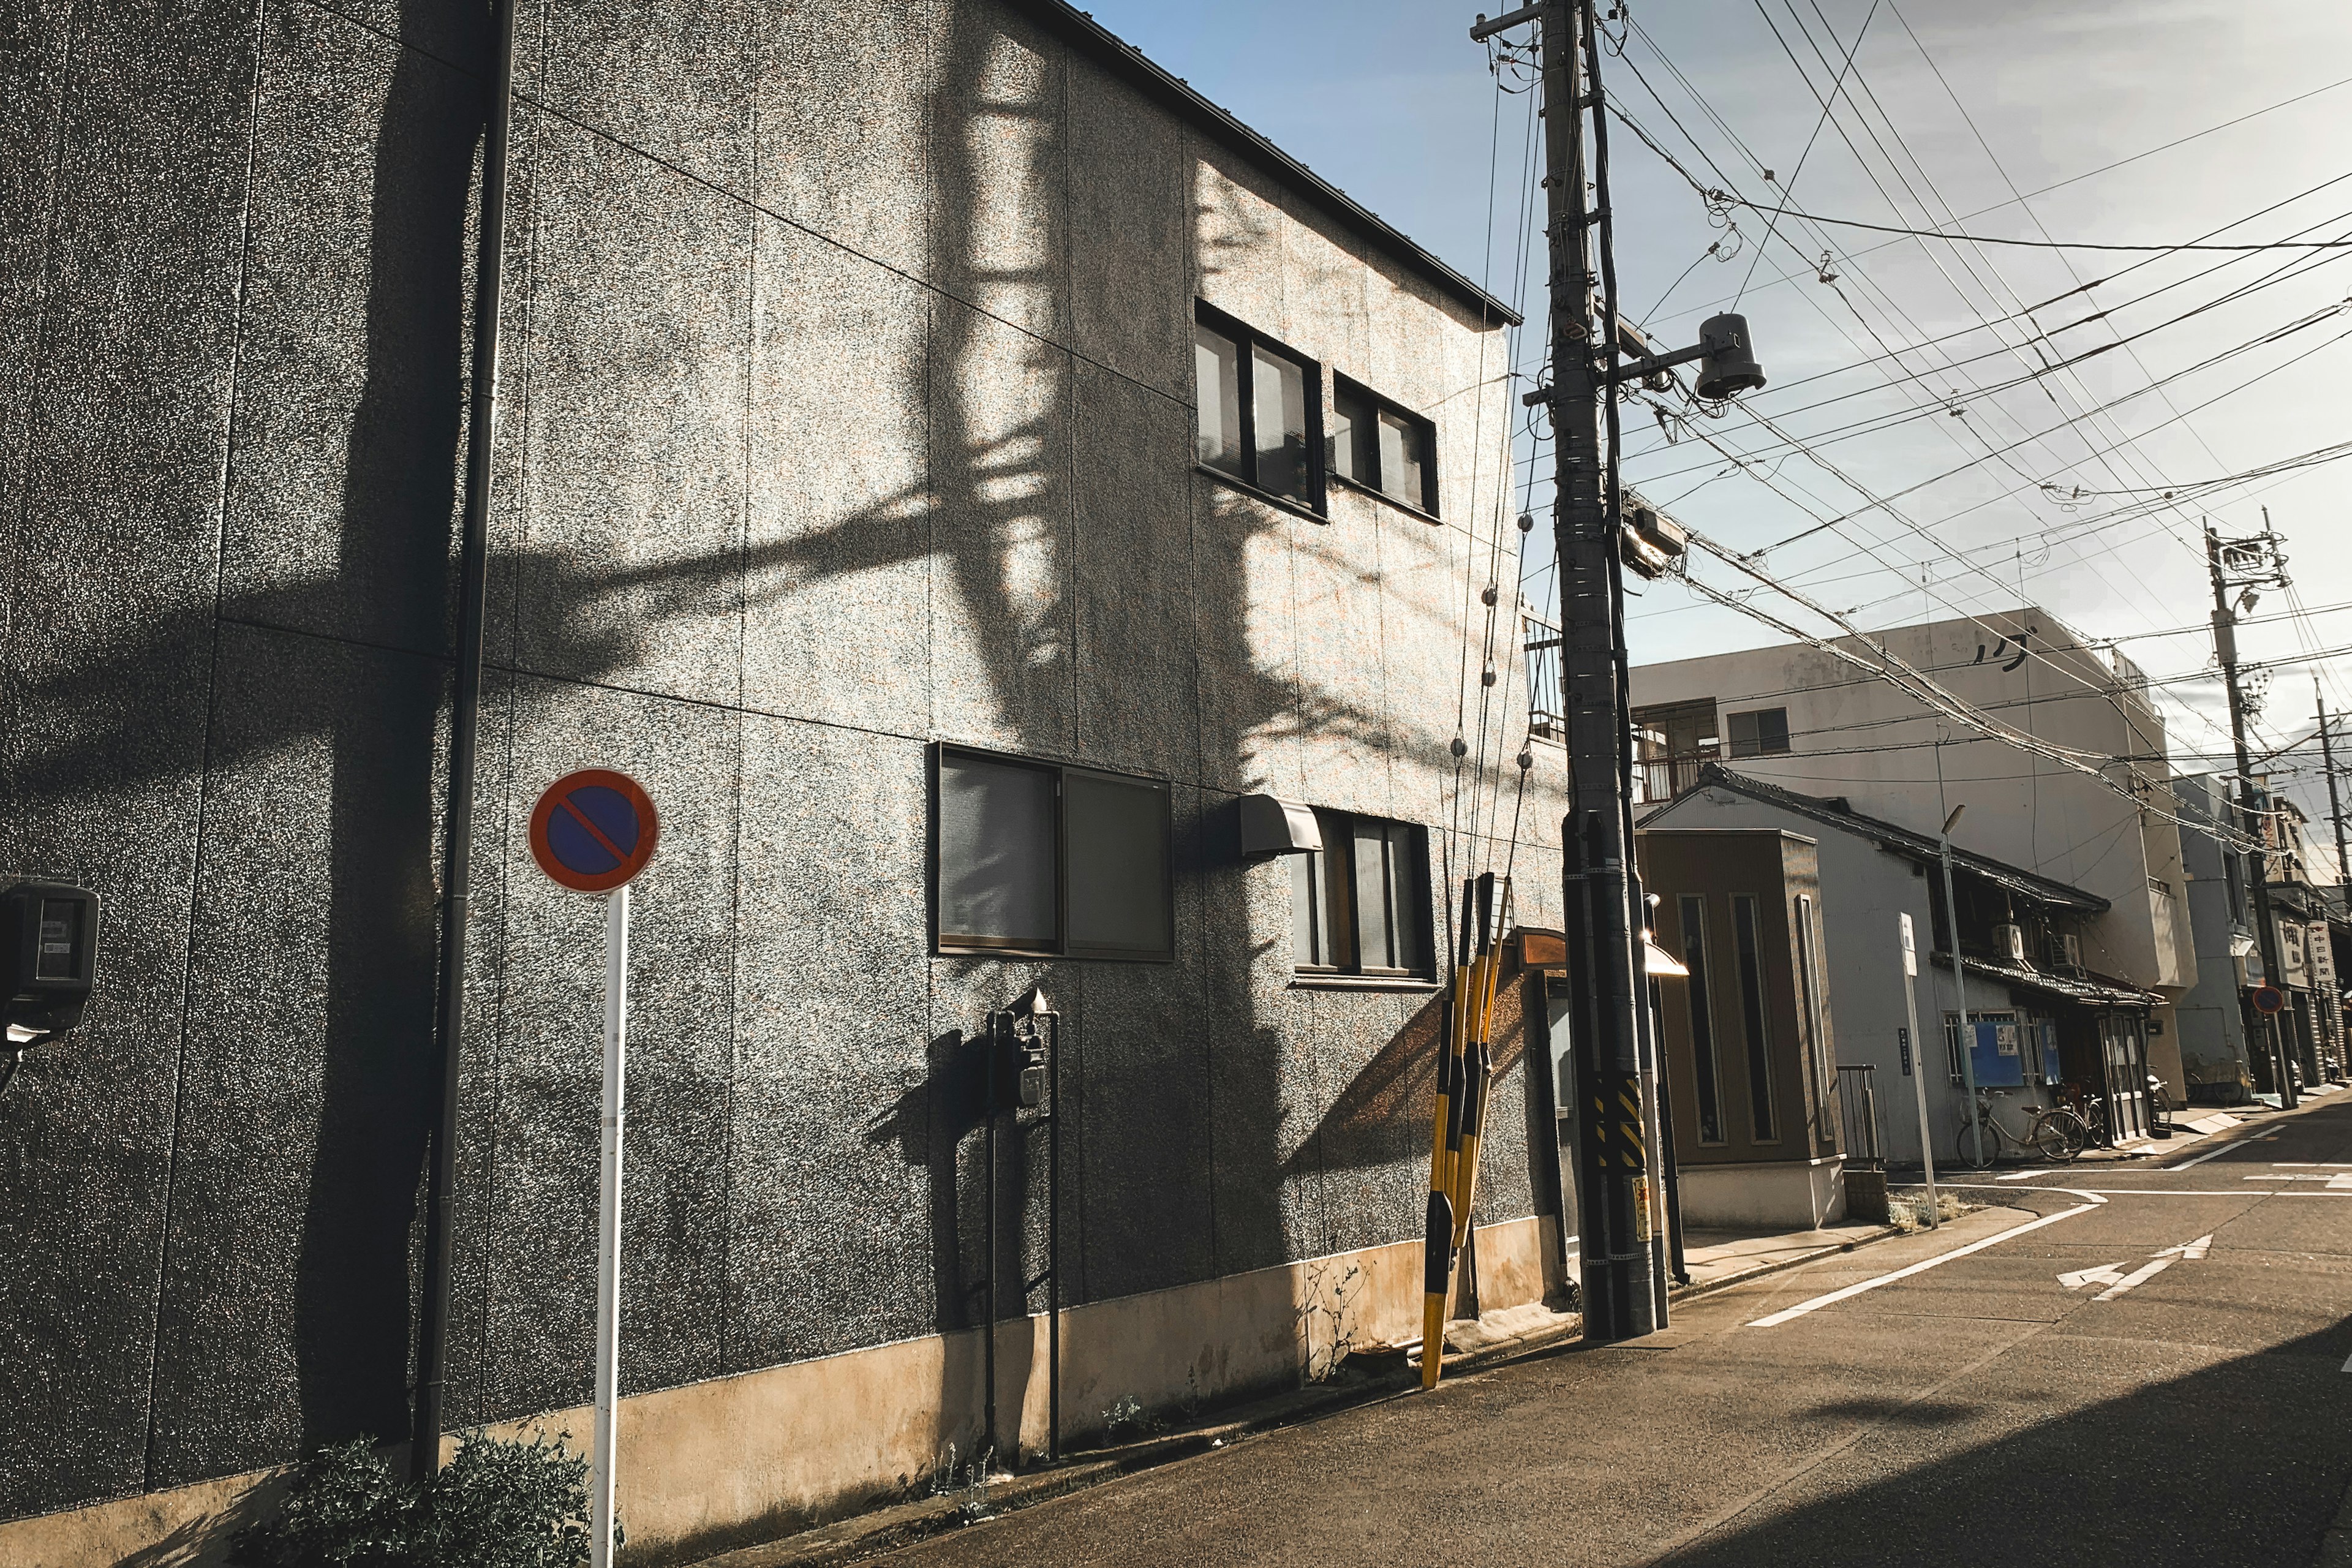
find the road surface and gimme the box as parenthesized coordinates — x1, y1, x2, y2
(881, 1096, 2352, 1567)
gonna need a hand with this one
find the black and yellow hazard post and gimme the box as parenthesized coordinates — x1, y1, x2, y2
(1422, 875, 1509, 1390)
(1419, 956, 1469, 1389)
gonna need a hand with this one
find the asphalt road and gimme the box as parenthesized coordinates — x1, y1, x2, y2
(880, 1095, 2352, 1567)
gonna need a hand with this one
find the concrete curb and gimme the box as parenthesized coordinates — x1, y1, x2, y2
(1668, 1225, 1906, 1301)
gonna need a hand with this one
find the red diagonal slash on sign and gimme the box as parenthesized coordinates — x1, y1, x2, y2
(559, 793, 628, 864)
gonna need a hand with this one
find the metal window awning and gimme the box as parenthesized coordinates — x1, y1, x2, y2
(1238, 794, 1322, 856)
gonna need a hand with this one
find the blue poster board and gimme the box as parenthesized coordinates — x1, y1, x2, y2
(1969, 1020, 2026, 1087)
(2038, 1022, 2063, 1084)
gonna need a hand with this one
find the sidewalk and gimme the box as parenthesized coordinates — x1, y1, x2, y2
(684, 1208, 1922, 1568)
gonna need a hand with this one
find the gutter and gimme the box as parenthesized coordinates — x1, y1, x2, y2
(413, 0, 518, 1481)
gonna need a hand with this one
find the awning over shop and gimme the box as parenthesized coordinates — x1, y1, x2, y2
(1930, 950, 2161, 1009)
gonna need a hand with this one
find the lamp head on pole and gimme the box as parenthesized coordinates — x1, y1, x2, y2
(1943, 804, 1967, 835)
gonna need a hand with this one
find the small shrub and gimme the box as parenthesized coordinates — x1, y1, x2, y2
(229, 1430, 614, 1568)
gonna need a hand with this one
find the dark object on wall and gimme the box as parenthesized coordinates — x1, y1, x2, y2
(1237, 794, 1322, 857)
(1, 880, 102, 1096)
(2, 880, 101, 1042)
(415, 0, 521, 1485)
(983, 990, 1060, 1468)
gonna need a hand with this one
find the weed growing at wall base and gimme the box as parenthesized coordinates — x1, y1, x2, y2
(228, 1429, 616, 1567)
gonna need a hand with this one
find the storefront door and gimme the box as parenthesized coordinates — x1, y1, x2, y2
(2099, 1012, 2147, 1140)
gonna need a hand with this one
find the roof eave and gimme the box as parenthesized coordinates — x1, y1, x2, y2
(1028, 0, 1522, 330)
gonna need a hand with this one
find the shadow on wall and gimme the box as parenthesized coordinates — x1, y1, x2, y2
(3, 0, 1510, 1513)
(1291, 950, 1533, 1178)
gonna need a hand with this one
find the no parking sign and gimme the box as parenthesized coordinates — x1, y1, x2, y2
(526, 766, 657, 1568)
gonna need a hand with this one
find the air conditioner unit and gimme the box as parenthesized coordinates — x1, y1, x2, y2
(1992, 922, 2027, 963)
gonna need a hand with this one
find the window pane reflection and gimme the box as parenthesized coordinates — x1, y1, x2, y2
(1194, 323, 1242, 476)
(1253, 345, 1309, 502)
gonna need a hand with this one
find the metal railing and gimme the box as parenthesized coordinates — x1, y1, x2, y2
(1523, 612, 1566, 744)
(1836, 1063, 1883, 1170)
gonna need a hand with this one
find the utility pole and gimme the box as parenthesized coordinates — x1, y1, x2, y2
(1936, 799, 1985, 1166)
(1470, 0, 1763, 1341)
(2316, 679, 2348, 1079)
(2208, 522, 2296, 1107)
(2317, 680, 2350, 917)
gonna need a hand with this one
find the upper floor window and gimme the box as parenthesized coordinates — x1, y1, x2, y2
(935, 746, 1172, 961)
(1194, 302, 1322, 513)
(1330, 374, 1437, 516)
(1726, 707, 1790, 758)
(1290, 809, 1431, 979)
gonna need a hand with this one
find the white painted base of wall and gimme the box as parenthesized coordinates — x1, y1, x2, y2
(1677, 1157, 1847, 1231)
(1, 1219, 1548, 1567)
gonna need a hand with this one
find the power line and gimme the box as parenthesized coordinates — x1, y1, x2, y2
(1725, 198, 2352, 252)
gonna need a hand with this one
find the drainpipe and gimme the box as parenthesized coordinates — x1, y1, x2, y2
(413, 0, 519, 1482)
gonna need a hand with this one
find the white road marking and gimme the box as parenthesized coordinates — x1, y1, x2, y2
(2154, 1234, 2214, 1259)
(1746, 1205, 2098, 1328)
(1995, 1169, 2056, 1182)
(2244, 1174, 2335, 1182)
(2272, 1163, 2352, 1167)
(2332, 1175, 2352, 1191)
(2059, 1264, 2128, 1290)
(2343, 1349, 2352, 1374)
(2094, 1257, 2174, 1301)
(2169, 1131, 2280, 1171)
(2071, 1188, 2348, 1196)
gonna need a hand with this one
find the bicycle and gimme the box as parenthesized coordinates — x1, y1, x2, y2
(1953, 1093, 2089, 1167)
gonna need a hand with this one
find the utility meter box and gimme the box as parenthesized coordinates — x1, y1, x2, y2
(2, 880, 101, 1042)
(994, 1023, 1047, 1110)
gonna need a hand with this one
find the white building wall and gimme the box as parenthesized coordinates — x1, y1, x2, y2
(1630, 611, 2194, 997)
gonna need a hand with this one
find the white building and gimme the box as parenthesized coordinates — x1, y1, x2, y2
(1625, 609, 2197, 1090)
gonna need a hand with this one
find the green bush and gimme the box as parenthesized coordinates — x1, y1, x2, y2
(229, 1430, 615, 1568)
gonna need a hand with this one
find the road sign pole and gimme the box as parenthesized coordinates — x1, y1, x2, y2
(1899, 914, 1939, 1231)
(591, 882, 629, 1568)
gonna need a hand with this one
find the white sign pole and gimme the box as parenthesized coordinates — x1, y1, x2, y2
(591, 883, 629, 1568)
(1900, 914, 1939, 1229)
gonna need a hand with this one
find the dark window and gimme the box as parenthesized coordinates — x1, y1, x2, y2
(1330, 374, 1437, 516)
(1290, 810, 1430, 978)
(1732, 894, 1777, 1141)
(1194, 302, 1322, 511)
(935, 747, 1172, 960)
(1726, 707, 1790, 758)
(1679, 895, 1727, 1144)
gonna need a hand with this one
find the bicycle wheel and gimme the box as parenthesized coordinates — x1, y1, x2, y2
(1954, 1115, 2000, 1169)
(2034, 1110, 2086, 1163)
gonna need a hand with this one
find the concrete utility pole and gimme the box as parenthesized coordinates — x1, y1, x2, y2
(2317, 681, 2350, 918)
(1936, 801, 1985, 1165)
(1471, 0, 1763, 1341)
(2208, 523, 2297, 1107)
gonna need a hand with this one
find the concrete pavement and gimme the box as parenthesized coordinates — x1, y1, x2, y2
(865, 1096, 2352, 1567)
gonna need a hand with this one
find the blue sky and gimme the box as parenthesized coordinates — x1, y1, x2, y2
(1084, 0, 2352, 813)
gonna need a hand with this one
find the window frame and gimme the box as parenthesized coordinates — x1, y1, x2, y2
(1793, 892, 1831, 1125)
(1679, 894, 1728, 1146)
(1288, 808, 1434, 983)
(930, 743, 1175, 963)
(1194, 300, 1327, 518)
(1731, 892, 1780, 1144)
(1329, 371, 1440, 519)
(1726, 706, 1792, 758)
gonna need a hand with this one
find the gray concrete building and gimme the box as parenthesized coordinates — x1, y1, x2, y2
(0, 1, 1564, 1558)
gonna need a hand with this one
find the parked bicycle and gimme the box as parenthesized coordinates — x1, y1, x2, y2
(1954, 1092, 2090, 1167)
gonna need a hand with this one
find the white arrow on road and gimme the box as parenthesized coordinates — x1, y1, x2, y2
(2057, 1235, 2211, 1295)
(2059, 1264, 2129, 1291)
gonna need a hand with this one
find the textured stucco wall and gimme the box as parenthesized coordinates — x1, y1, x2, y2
(0, 0, 1558, 1526)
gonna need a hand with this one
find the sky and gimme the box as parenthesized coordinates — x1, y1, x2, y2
(1082, 0, 2352, 830)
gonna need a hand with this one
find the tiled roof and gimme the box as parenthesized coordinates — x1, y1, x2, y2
(1658, 764, 2111, 914)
